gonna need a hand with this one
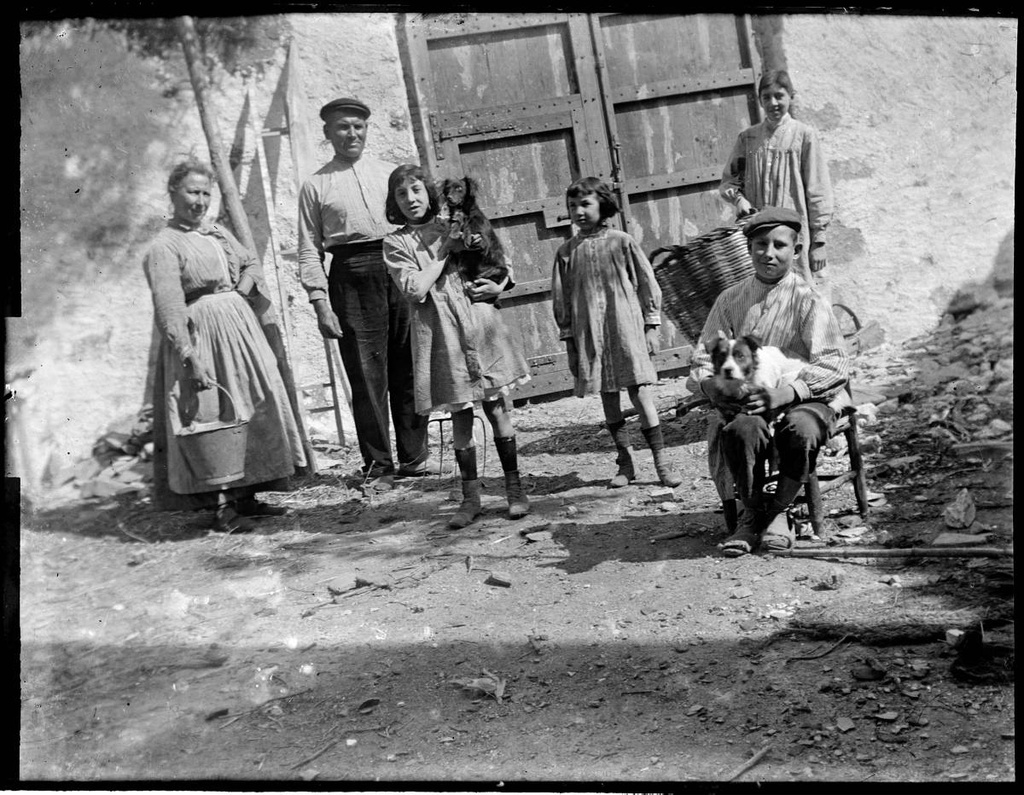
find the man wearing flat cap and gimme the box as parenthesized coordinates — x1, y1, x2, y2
(686, 207, 850, 557)
(298, 97, 432, 491)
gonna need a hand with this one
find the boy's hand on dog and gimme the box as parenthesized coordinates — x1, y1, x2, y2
(743, 384, 796, 415)
(313, 298, 344, 339)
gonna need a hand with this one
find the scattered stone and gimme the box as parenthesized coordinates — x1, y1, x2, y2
(484, 572, 512, 588)
(836, 717, 855, 733)
(649, 487, 677, 500)
(686, 704, 705, 716)
(932, 532, 991, 547)
(878, 574, 902, 586)
(729, 586, 753, 600)
(874, 711, 899, 722)
(851, 660, 886, 681)
(859, 434, 883, 454)
(950, 745, 970, 755)
(942, 488, 977, 529)
(812, 568, 844, 591)
(885, 454, 922, 469)
(945, 629, 964, 646)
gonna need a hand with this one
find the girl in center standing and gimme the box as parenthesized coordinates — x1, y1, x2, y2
(552, 176, 682, 489)
(382, 164, 532, 529)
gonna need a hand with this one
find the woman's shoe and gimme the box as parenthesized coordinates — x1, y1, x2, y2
(213, 505, 256, 533)
(235, 497, 289, 517)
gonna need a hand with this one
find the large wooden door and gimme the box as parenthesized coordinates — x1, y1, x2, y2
(398, 12, 761, 401)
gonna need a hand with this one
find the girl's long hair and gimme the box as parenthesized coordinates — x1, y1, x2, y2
(385, 164, 441, 225)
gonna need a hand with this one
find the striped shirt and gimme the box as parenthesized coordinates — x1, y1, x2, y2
(297, 154, 399, 302)
(686, 271, 849, 404)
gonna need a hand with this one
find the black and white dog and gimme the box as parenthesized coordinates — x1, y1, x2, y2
(708, 332, 805, 420)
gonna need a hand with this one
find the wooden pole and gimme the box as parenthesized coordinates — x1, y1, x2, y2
(176, 16, 256, 252)
(176, 17, 317, 474)
(774, 546, 1012, 559)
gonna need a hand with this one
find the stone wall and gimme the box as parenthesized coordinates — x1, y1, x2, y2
(780, 14, 1016, 339)
(11, 12, 1017, 489)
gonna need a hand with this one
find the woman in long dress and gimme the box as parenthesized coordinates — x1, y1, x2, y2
(144, 159, 305, 532)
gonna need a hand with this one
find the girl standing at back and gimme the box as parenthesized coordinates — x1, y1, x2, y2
(382, 164, 531, 530)
(720, 69, 834, 293)
(552, 177, 682, 489)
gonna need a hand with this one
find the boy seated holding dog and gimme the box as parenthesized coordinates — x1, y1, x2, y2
(685, 207, 850, 556)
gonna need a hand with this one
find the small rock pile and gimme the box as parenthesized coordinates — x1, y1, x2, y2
(43, 407, 155, 500)
(863, 293, 1013, 454)
(837, 282, 1014, 553)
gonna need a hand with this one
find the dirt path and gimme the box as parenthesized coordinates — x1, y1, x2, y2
(18, 301, 1014, 783)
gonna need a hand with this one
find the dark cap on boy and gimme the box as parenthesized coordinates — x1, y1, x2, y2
(742, 207, 802, 238)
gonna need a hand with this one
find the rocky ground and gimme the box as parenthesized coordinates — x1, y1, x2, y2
(16, 291, 1013, 783)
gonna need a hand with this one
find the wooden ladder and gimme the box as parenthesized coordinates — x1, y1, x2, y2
(245, 40, 353, 449)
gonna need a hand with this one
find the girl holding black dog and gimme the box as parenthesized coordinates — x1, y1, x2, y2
(382, 164, 531, 529)
(552, 177, 682, 490)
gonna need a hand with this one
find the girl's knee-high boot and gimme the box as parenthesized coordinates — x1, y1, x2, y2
(641, 424, 683, 487)
(449, 446, 483, 529)
(606, 420, 636, 488)
(494, 435, 529, 519)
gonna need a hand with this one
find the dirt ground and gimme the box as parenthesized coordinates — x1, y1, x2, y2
(17, 297, 1014, 784)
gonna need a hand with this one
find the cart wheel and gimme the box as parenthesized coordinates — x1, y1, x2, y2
(832, 303, 862, 341)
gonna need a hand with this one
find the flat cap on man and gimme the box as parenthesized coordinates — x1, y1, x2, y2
(742, 206, 803, 238)
(319, 97, 371, 121)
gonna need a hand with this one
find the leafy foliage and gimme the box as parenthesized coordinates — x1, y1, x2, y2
(22, 17, 286, 77)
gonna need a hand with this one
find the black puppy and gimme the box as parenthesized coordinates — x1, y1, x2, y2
(437, 176, 513, 296)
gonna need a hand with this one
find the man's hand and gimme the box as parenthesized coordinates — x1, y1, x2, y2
(313, 298, 343, 339)
(565, 338, 578, 379)
(466, 278, 502, 302)
(809, 243, 827, 272)
(736, 197, 755, 218)
(645, 326, 660, 356)
(743, 384, 796, 416)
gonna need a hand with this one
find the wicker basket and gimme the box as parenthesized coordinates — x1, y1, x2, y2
(650, 221, 754, 342)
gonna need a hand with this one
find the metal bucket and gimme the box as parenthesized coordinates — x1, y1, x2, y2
(175, 382, 249, 485)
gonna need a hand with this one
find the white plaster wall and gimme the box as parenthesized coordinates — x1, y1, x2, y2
(781, 14, 1016, 340)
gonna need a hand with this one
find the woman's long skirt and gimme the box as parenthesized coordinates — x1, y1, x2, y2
(152, 291, 305, 510)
